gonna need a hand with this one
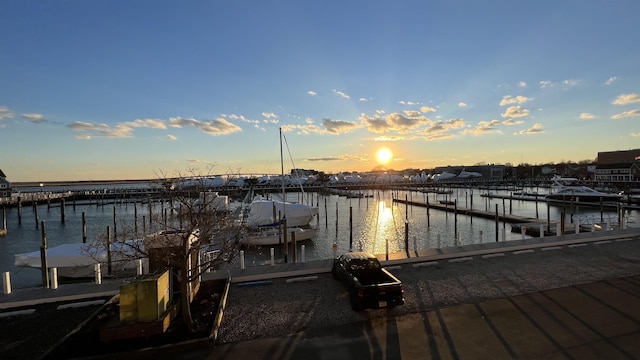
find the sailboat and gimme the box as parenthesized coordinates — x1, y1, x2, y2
(239, 128, 319, 246)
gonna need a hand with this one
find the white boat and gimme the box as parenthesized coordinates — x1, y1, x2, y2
(240, 226, 318, 246)
(14, 241, 148, 278)
(245, 195, 318, 228)
(239, 128, 319, 246)
(431, 172, 456, 182)
(545, 176, 622, 203)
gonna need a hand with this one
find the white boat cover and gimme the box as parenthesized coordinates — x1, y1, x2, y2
(14, 241, 145, 269)
(245, 195, 319, 228)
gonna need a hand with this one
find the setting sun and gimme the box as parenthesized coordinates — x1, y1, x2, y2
(376, 147, 393, 165)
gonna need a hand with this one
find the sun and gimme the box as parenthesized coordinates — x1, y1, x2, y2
(376, 147, 393, 165)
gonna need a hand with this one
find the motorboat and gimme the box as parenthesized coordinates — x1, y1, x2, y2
(545, 176, 622, 203)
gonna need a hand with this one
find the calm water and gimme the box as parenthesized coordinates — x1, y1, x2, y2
(2, 187, 637, 288)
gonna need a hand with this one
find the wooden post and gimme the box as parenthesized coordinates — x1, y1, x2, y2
(1, 207, 6, 235)
(61, 199, 65, 223)
(283, 218, 288, 263)
(113, 206, 117, 242)
(454, 199, 458, 238)
(106, 226, 112, 275)
(17, 196, 22, 225)
(82, 212, 87, 243)
(426, 195, 430, 227)
(134, 203, 138, 235)
(404, 221, 409, 256)
(324, 198, 328, 228)
(34, 201, 39, 229)
(495, 204, 499, 242)
(292, 230, 297, 263)
(40, 220, 49, 288)
(348, 205, 353, 250)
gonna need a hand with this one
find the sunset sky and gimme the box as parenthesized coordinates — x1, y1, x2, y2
(1, 1, 639, 182)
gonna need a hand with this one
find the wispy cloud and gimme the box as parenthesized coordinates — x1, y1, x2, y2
(167, 117, 242, 135)
(515, 123, 544, 135)
(611, 109, 640, 120)
(125, 119, 167, 129)
(332, 89, 350, 99)
(68, 121, 134, 139)
(612, 93, 640, 105)
(499, 95, 531, 106)
(458, 102, 468, 107)
(322, 119, 360, 134)
(307, 90, 317, 96)
(502, 119, 524, 126)
(604, 76, 618, 85)
(579, 113, 596, 120)
(21, 113, 46, 123)
(420, 106, 436, 113)
(463, 120, 502, 135)
(539, 80, 553, 88)
(0, 106, 15, 120)
(167, 134, 177, 141)
(501, 105, 530, 118)
(360, 112, 431, 134)
(519, 81, 527, 88)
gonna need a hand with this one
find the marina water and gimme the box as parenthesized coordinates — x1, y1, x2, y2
(2, 185, 638, 289)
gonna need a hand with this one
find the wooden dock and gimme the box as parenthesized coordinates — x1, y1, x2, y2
(393, 198, 547, 224)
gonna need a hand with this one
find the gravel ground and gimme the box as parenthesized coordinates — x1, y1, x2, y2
(217, 238, 640, 344)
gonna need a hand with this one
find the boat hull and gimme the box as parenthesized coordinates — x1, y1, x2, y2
(239, 227, 318, 246)
(545, 194, 621, 203)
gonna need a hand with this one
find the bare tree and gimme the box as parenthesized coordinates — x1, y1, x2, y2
(90, 168, 242, 331)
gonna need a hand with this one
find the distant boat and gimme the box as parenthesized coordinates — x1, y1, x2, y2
(431, 172, 456, 182)
(545, 175, 622, 203)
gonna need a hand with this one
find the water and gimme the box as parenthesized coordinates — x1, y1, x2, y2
(2, 186, 638, 289)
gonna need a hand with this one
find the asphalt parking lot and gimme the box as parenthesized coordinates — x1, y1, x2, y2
(206, 237, 640, 360)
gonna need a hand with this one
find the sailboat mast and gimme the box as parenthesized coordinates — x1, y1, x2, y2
(280, 127, 285, 215)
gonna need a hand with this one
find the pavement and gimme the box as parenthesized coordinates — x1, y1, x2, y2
(208, 275, 640, 360)
(1, 228, 640, 359)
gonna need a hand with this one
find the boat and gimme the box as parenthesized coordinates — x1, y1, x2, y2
(14, 241, 148, 278)
(545, 176, 622, 203)
(239, 128, 319, 246)
(244, 195, 318, 228)
(240, 226, 318, 246)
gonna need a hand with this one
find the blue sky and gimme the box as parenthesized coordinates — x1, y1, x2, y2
(1, 1, 639, 182)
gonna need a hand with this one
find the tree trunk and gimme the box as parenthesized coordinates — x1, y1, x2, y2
(179, 265, 194, 331)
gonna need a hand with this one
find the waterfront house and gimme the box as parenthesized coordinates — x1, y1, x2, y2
(595, 148, 640, 183)
(0, 169, 10, 198)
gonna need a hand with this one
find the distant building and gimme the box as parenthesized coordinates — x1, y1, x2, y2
(597, 149, 640, 165)
(0, 169, 10, 197)
(595, 149, 640, 183)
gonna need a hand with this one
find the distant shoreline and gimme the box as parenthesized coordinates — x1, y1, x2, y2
(11, 179, 158, 188)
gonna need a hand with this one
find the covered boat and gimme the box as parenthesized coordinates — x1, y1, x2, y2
(14, 241, 148, 278)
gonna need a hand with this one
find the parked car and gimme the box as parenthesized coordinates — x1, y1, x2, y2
(332, 252, 404, 311)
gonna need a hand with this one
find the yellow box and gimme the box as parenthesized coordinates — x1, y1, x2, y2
(119, 270, 171, 322)
(119, 282, 138, 322)
(137, 270, 171, 322)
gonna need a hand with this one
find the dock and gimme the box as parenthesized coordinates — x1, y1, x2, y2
(393, 198, 548, 224)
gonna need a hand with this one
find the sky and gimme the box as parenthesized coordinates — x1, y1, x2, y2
(1, 1, 639, 182)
